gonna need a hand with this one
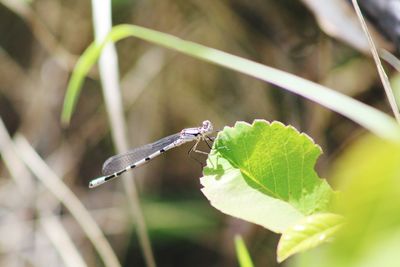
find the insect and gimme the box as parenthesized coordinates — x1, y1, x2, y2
(89, 120, 214, 188)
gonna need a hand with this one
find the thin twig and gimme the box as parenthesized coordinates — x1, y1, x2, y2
(91, 1, 156, 266)
(351, 0, 400, 122)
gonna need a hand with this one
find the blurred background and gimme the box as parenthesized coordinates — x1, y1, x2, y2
(0, 0, 399, 266)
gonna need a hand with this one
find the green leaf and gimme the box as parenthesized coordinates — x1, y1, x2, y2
(293, 135, 400, 267)
(61, 41, 104, 125)
(61, 25, 400, 143)
(235, 235, 255, 267)
(277, 213, 344, 262)
(329, 134, 400, 266)
(201, 120, 334, 233)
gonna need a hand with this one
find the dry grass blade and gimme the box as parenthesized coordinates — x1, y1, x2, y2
(40, 216, 87, 267)
(351, 0, 400, 122)
(91, 0, 156, 266)
(0, 118, 33, 191)
(380, 49, 400, 72)
(14, 135, 121, 267)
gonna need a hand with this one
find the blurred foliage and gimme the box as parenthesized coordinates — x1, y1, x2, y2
(0, 0, 398, 266)
(293, 134, 400, 267)
(277, 213, 344, 262)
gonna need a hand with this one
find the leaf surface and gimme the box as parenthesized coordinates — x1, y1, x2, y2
(277, 213, 344, 262)
(201, 120, 334, 233)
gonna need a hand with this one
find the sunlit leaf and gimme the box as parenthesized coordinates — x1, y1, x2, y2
(201, 120, 334, 233)
(330, 134, 400, 266)
(277, 213, 344, 262)
(294, 134, 400, 267)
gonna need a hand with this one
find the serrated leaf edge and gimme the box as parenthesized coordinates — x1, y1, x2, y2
(215, 119, 325, 202)
(232, 120, 322, 153)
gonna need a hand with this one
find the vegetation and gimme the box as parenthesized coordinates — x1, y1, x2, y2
(1, 0, 400, 266)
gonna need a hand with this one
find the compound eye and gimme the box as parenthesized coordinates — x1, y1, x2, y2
(203, 120, 210, 128)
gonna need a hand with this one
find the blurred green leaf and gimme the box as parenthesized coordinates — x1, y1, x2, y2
(293, 134, 400, 267)
(330, 134, 400, 266)
(61, 25, 400, 143)
(61, 42, 103, 125)
(277, 213, 344, 262)
(235, 235, 254, 267)
(201, 120, 334, 233)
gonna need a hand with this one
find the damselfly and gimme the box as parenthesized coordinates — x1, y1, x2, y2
(89, 120, 213, 188)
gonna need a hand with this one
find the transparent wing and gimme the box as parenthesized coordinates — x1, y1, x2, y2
(102, 133, 181, 175)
